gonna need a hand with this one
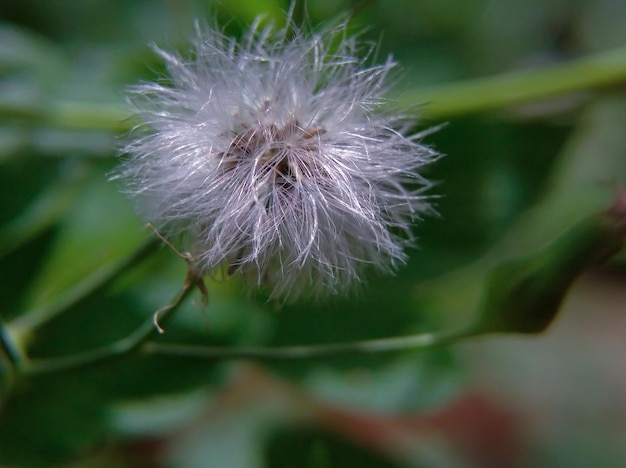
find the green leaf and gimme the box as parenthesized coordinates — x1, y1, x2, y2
(0, 22, 66, 78)
(20, 170, 145, 313)
(0, 169, 85, 260)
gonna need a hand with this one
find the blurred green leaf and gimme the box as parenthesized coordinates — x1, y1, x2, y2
(20, 169, 145, 311)
(494, 94, 626, 253)
(0, 22, 66, 77)
(0, 167, 85, 260)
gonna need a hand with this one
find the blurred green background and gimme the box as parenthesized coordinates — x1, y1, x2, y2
(1, 0, 626, 466)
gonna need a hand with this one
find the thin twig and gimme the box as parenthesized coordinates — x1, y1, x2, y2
(141, 326, 479, 361)
(145, 224, 209, 332)
(19, 265, 200, 377)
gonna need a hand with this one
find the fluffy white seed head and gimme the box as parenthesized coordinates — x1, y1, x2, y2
(117, 15, 438, 300)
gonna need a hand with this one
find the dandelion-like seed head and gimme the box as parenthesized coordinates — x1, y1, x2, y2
(117, 13, 438, 300)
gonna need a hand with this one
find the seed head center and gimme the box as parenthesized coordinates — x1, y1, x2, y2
(220, 116, 325, 183)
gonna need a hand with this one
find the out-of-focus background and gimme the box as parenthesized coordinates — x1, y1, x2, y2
(1, 0, 626, 466)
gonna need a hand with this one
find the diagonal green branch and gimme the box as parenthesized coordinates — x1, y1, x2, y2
(2, 45, 626, 132)
(401, 44, 626, 119)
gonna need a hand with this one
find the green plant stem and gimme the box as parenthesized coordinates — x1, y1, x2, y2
(7, 238, 160, 348)
(20, 323, 478, 376)
(403, 45, 626, 119)
(13, 193, 625, 375)
(3, 45, 626, 131)
(19, 265, 198, 376)
(0, 100, 132, 132)
(142, 326, 479, 361)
